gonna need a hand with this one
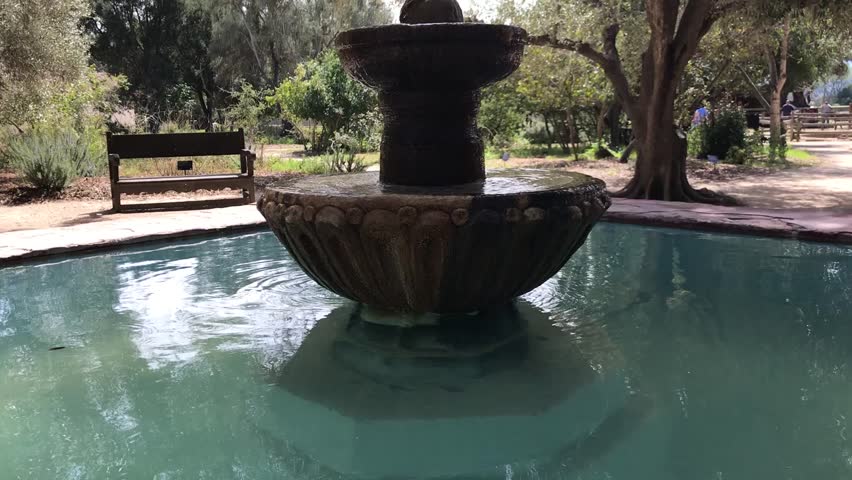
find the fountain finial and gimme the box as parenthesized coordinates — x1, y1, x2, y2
(400, 0, 464, 24)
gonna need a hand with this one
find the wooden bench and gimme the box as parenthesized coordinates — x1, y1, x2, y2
(107, 130, 256, 212)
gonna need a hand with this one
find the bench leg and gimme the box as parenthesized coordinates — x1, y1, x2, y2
(112, 191, 122, 212)
(246, 182, 256, 203)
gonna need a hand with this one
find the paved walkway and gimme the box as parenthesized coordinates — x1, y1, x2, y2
(693, 140, 852, 208)
(2, 200, 851, 266)
(4, 138, 852, 265)
(0, 206, 264, 265)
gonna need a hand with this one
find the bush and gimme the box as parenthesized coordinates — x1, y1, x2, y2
(299, 157, 331, 175)
(726, 146, 748, 165)
(688, 104, 747, 161)
(6, 129, 98, 194)
(479, 82, 524, 150)
(268, 50, 377, 153)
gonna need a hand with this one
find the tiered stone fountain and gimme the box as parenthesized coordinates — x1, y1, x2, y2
(255, 7, 633, 475)
(258, 1, 610, 320)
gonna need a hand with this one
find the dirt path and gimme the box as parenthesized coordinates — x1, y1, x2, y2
(3, 139, 852, 233)
(692, 139, 852, 209)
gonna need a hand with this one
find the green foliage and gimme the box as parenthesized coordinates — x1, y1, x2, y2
(42, 68, 126, 170)
(837, 86, 852, 105)
(726, 146, 749, 165)
(85, 0, 390, 131)
(0, 0, 88, 128)
(768, 133, 788, 163)
(1, 67, 126, 177)
(6, 129, 98, 193)
(224, 80, 271, 146)
(299, 158, 332, 175)
(85, 0, 217, 131)
(479, 80, 525, 149)
(201, 0, 390, 88)
(688, 105, 747, 161)
(268, 50, 377, 152)
(590, 142, 616, 159)
(515, 47, 612, 151)
(263, 154, 363, 175)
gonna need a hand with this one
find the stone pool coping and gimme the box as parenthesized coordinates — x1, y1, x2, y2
(2, 199, 851, 266)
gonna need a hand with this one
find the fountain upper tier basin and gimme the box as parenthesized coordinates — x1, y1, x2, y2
(334, 23, 527, 91)
(258, 170, 610, 316)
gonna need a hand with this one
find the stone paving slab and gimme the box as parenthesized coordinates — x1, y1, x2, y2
(2, 200, 852, 266)
(0, 205, 265, 266)
(607, 200, 852, 244)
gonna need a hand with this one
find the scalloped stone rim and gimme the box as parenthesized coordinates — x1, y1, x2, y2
(258, 171, 611, 315)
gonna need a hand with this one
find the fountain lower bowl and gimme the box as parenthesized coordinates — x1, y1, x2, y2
(258, 169, 609, 315)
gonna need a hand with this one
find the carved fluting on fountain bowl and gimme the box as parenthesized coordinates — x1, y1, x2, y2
(259, 170, 610, 314)
(259, 17, 612, 318)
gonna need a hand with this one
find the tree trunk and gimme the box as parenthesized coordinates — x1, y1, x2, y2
(765, 15, 791, 162)
(543, 115, 553, 150)
(616, 11, 730, 205)
(769, 88, 783, 148)
(596, 103, 609, 142)
(196, 84, 213, 132)
(619, 138, 636, 164)
(528, 0, 728, 204)
(269, 40, 281, 86)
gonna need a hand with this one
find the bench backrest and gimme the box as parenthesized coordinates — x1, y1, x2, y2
(106, 130, 245, 159)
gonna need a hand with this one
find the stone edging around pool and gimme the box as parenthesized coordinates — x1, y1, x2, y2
(606, 200, 852, 245)
(1, 199, 851, 266)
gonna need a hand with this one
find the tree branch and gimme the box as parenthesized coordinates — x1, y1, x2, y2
(528, 25, 638, 119)
(777, 14, 791, 93)
(736, 65, 771, 110)
(672, 0, 716, 82)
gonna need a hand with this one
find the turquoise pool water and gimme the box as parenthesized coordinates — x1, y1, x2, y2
(1, 224, 852, 479)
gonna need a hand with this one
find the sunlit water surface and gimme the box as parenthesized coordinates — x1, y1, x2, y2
(2, 224, 852, 479)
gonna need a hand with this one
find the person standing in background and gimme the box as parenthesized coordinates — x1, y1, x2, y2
(692, 105, 709, 126)
(781, 100, 797, 118)
(820, 101, 833, 129)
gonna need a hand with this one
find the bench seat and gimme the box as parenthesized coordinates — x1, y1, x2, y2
(115, 174, 253, 195)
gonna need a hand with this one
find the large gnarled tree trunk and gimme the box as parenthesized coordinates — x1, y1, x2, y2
(530, 0, 734, 204)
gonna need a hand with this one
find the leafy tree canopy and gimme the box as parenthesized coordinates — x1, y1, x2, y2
(268, 50, 376, 152)
(0, 0, 88, 128)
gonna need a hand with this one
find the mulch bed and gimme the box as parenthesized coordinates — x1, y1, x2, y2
(0, 172, 303, 206)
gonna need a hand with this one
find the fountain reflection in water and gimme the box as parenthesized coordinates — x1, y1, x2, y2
(258, 301, 658, 480)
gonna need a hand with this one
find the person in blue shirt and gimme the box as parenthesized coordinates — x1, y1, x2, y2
(692, 106, 709, 126)
(781, 100, 797, 118)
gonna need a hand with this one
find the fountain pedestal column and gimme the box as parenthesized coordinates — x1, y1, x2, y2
(379, 90, 484, 186)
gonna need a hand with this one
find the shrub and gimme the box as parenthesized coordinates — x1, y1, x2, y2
(591, 142, 615, 159)
(224, 80, 272, 148)
(687, 125, 708, 158)
(688, 104, 747, 161)
(322, 143, 366, 173)
(479, 82, 524, 150)
(726, 146, 748, 165)
(299, 158, 331, 175)
(6, 129, 98, 194)
(268, 50, 377, 153)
